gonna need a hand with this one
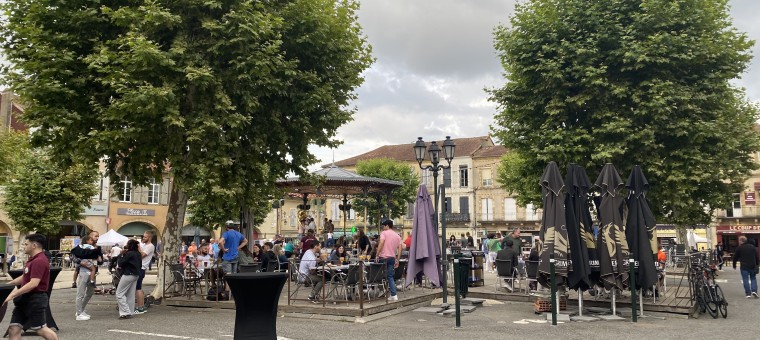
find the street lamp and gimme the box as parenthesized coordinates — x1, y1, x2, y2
(413, 136, 455, 305)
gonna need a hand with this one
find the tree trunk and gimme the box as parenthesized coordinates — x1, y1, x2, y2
(676, 225, 687, 246)
(149, 182, 187, 299)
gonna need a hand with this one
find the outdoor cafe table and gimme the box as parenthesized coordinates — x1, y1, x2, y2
(226, 272, 287, 340)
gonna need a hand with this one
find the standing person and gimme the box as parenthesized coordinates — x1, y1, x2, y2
(376, 220, 403, 301)
(459, 233, 468, 248)
(4, 234, 58, 340)
(70, 231, 102, 320)
(74, 235, 98, 321)
(486, 233, 500, 273)
(219, 221, 248, 276)
(134, 231, 155, 314)
(466, 232, 474, 248)
(108, 243, 122, 272)
(733, 236, 760, 298)
(70, 231, 102, 288)
(715, 242, 725, 271)
(299, 230, 317, 257)
(357, 230, 371, 256)
(115, 239, 141, 319)
(283, 239, 295, 259)
(297, 218, 306, 238)
(501, 228, 522, 256)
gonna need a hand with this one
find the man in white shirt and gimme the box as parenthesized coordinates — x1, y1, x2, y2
(135, 231, 155, 314)
(298, 241, 323, 302)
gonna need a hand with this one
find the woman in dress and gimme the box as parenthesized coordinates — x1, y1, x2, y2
(116, 239, 141, 319)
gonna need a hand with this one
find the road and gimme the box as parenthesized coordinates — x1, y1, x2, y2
(0, 268, 755, 340)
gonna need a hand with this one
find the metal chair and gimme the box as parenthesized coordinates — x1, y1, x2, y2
(495, 259, 518, 293)
(524, 260, 540, 294)
(393, 260, 407, 297)
(239, 263, 261, 273)
(364, 262, 386, 301)
(265, 260, 279, 273)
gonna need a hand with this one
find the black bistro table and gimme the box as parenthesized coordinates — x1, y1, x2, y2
(225, 272, 287, 340)
(7, 267, 61, 331)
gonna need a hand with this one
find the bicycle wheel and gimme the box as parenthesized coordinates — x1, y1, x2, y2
(702, 285, 719, 318)
(714, 285, 728, 318)
(694, 284, 707, 314)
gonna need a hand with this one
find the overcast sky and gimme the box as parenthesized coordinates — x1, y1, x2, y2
(309, 0, 760, 170)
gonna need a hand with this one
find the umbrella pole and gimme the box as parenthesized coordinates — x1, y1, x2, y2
(578, 290, 583, 317)
(612, 289, 616, 316)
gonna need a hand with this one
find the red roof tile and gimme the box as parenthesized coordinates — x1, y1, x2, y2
(328, 136, 494, 167)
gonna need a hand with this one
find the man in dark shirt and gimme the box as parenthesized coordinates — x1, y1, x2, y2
(496, 239, 519, 292)
(4, 234, 57, 340)
(733, 236, 760, 298)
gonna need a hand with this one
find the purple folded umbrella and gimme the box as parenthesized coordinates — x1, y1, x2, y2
(405, 185, 441, 288)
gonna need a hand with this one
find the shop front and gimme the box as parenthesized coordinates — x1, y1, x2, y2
(717, 225, 760, 254)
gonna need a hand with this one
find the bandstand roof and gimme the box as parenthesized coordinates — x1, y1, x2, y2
(276, 165, 403, 196)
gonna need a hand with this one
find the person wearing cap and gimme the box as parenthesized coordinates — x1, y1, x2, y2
(376, 220, 403, 301)
(219, 222, 248, 275)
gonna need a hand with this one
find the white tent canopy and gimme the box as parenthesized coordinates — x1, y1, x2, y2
(97, 229, 129, 247)
(687, 230, 710, 249)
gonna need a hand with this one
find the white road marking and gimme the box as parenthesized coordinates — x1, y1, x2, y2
(108, 329, 213, 340)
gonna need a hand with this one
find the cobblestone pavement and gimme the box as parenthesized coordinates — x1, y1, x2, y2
(0, 267, 755, 339)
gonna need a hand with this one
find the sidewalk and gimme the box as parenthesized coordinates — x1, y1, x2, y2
(0, 267, 159, 290)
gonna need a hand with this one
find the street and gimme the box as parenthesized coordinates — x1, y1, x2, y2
(0, 267, 755, 339)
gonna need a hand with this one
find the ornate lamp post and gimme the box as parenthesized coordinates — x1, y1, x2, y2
(413, 136, 455, 304)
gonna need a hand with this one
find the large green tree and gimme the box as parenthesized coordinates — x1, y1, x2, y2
(490, 0, 760, 228)
(0, 130, 31, 185)
(1, 0, 372, 298)
(352, 158, 420, 228)
(3, 151, 98, 235)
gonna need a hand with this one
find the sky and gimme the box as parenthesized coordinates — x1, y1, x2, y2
(308, 0, 760, 170)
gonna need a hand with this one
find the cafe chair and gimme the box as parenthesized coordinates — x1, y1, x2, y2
(523, 260, 540, 294)
(364, 262, 386, 301)
(239, 262, 261, 273)
(334, 264, 362, 302)
(393, 260, 407, 297)
(265, 261, 279, 273)
(495, 259, 519, 293)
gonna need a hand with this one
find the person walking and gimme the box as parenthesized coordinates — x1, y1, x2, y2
(376, 220, 403, 301)
(733, 235, 760, 298)
(715, 242, 725, 271)
(4, 234, 58, 340)
(116, 239, 141, 319)
(71, 231, 102, 321)
(134, 230, 155, 314)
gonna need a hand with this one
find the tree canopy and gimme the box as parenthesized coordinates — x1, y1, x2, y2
(1, 0, 372, 297)
(489, 0, 760, 227)
(352, 158, 420, 225)
(3, 150, 98, 235)
(0, 130, 31, 186)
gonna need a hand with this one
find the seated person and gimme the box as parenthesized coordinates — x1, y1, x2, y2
(298, 240, 324, 301)
(329, 245, 349, 265)
(261, 242, 278, 271)
(495, 239, 519, 291)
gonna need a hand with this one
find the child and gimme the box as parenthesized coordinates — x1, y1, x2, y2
(78, 235, 98, 287)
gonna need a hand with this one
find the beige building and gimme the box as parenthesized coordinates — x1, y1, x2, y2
(714, 148, 760, 254)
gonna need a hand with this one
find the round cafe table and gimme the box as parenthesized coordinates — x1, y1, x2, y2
(7, 267, 61, 331)
(225, 272, 287, 340)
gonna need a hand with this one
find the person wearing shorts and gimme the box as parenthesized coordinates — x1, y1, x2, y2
(4, 234, 58, 340)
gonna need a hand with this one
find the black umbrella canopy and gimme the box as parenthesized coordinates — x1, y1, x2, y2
(625, 165, 658, 290)
(565, 164, 592, 291)
(594, 163, 631, 290)
(575, 165, 600, 283)
(538, 161, 569, 288)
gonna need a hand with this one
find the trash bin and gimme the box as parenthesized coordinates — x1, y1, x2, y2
(454, 254, 471, 298)
(469, 251, 485, 287)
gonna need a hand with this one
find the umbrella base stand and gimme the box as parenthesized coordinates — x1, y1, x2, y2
(637, 291, 666, 320)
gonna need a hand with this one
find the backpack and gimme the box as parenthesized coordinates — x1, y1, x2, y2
(206, 288, 229, 301)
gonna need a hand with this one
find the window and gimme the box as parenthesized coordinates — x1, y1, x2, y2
(92, 173, 108, 201)
(443, 167, 451, 188)
(147, 179, 161, 204)
(459, 165, 468, 187)
(289, 208, 297, 227)
(459, 197, 469, 215)
(405, 202, 414, 219)
(444, 197, 452, 213)
(504, 198, 517, 220)
(331, 201, 341, 221)
(482, 168, 493, 186)
(421, 169, 431, 187)
(727, 193, 742, 218)
(525, 203, 537, 220)
(481, 198, 493, 221)
(119, 177, 132, 202)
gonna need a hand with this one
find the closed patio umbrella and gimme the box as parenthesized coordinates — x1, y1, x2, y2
(538, 161, 569, 288)
(565, 164, 592, 291)
(594, 163, 631, 290)
(625, 165, 658, 290)
(405, 185, 441, 288)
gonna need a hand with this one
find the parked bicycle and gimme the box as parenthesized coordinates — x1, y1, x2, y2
(688, 252, 727, 318)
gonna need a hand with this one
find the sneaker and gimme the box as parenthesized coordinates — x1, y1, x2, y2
(89, 281, 97, 287)
(753, 292, 759, 298)
(747, 295, 752, 298)
(307, 296, 318, 303)
(389, 295, 398, 301)
(133, 308, 146, 315)
(72, 282, 77, 288)
(76, 314, 90, 321)
(119, 315, 132, 320)
(80, 311, 90, 318)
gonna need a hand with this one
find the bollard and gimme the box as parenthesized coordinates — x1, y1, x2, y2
(453, 258, 461, 328)
(629, 256, 637, 323)
(550, 253, 557, 326)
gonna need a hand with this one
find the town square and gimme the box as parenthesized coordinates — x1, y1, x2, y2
(1, 0, 760, 339)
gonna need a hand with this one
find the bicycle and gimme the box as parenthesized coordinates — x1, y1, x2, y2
(688, 253, 727, 319)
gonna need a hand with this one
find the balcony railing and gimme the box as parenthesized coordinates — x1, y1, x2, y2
(716, 206, 760, 218)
